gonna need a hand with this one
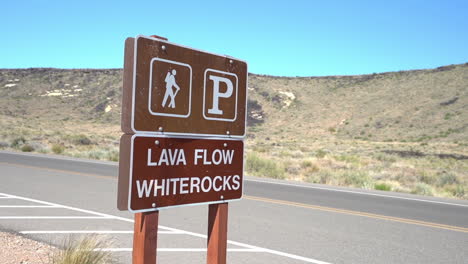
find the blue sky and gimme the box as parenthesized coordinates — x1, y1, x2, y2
(1, 0, 467, 76)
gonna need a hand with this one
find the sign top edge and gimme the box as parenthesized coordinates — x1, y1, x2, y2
(135, 35, 249, 66)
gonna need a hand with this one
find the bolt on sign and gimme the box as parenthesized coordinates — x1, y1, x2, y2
(121, 35, 248, 138)
(118, 135, 244, 212)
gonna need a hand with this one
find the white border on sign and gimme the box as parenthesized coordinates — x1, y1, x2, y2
(130, 35, 248, 138)
(127, 134, 244, 213)
(148, 57, 192, 118)
(202, 69, 238, 122)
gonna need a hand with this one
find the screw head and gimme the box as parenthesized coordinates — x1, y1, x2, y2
(226, 131, 230, 135)
(155, 140, 160, 145)
(152, 203, 156, 208)
(223, 143, 228, 147)
(220, 195, 224, 200)
(158, 127, 163, 132)
(161, 45, 166, 51)
(229, 59, 233, 64)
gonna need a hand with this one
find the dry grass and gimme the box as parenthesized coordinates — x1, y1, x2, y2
(51, 235, 114, 264)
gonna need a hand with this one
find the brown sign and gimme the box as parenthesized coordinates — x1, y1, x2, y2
(118, 135, 244, 212)
(121, 35, 248, 138)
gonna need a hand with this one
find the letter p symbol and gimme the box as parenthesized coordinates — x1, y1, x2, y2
(203, 69, 238, 121)
(208, 75, 233, 115)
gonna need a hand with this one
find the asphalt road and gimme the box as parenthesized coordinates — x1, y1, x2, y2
(0, 151, 467, 263)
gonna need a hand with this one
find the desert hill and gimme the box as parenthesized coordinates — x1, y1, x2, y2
(1, 63, 467, 199)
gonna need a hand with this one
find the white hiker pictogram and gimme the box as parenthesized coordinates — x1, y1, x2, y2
(162, 69, 181, 108)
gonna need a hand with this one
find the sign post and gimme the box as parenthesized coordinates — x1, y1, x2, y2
(133, 212, 159, 264)
(207, 203, 228, 264)
(118, 34, 247, 264)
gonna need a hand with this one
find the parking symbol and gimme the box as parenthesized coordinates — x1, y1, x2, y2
(148, 58, 192, 118)
(203, 69, 238, 122)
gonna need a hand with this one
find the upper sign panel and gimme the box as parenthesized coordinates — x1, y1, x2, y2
(122, 35, 248, 138)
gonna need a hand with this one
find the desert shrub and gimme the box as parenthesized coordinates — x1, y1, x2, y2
(51, 235, 114, 264)
(411, 183, 434, 196)
(0, 141, 9, 149)
(106, 149, 119, 162)
(334, 154, 361, 165)
(246, 152, 285, 179)
(437, 172, 459, 186)
(315, 149, 327, 158)
(374, 182, 392, 191)
(11, 137, 26, 148)
(444, 185, 466, 198)
(52, 144, 65, 154)
(342, 171, 372, 188)
(375, 153, 397, 163)
(418, 171, 436, 185)
(301, 160, 313, 168)
(21, 144, 34, 152)
(71, 134, 92, 145)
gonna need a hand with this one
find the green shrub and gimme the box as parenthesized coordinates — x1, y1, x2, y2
(21, 144, 34, 152)
(411, 183, 434, 196)
(438, 172, 459, 186)
(374, 182, 391, 191)
(246, 152, 285, 179)
(52, 144, 65, 154)
(342, 171, 372, 188)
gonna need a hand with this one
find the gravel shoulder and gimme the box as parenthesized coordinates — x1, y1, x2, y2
(0, 231, 54, 264)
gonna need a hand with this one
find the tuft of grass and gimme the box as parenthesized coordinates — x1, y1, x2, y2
(52, 144, 65, 154)
(246, 152, 285, 179)
(21, 144, 34, 152)
(51, 235, 114, 264)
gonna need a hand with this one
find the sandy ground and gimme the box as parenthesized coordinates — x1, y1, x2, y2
(0, 231, 54, 264)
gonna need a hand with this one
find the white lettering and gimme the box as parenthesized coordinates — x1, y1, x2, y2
(212, 149, 222, 165)
(136, 180, 153, 198)
(223, 175, 232, 190)
(177, 149, 187, 165)
(232, 175, 240, 190)
(170, 178, 180, 195)
(201, 176, 212, 192)
(180, 177, 189, 194)
(159, 149, 169, 166)
(190, 177, 201, 193)
(153, 179, 165, 196)
(223, 149, 234, 164)
(203, 149, 212, 165)
(194, 149, 203, 165)
(147, 149, 157, 166)
(208, 75, 233, 115)
(213, 176, 223, 191)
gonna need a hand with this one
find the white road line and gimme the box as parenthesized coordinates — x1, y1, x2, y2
(0, 192, 331, 264)
(95, 248, 264, 252)
(0, 205, 59, 208)
(0, 216, 112, 219)
(246, 178, 468, 208)
(20, 230, 183, 234)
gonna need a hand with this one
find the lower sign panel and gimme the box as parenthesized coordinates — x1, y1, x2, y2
(118, 134, 244, 212)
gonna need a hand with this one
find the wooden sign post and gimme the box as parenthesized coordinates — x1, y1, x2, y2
(207, 203, 229, 264)
(118, 35, 247, 264)
(133, 212, 159, 264)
